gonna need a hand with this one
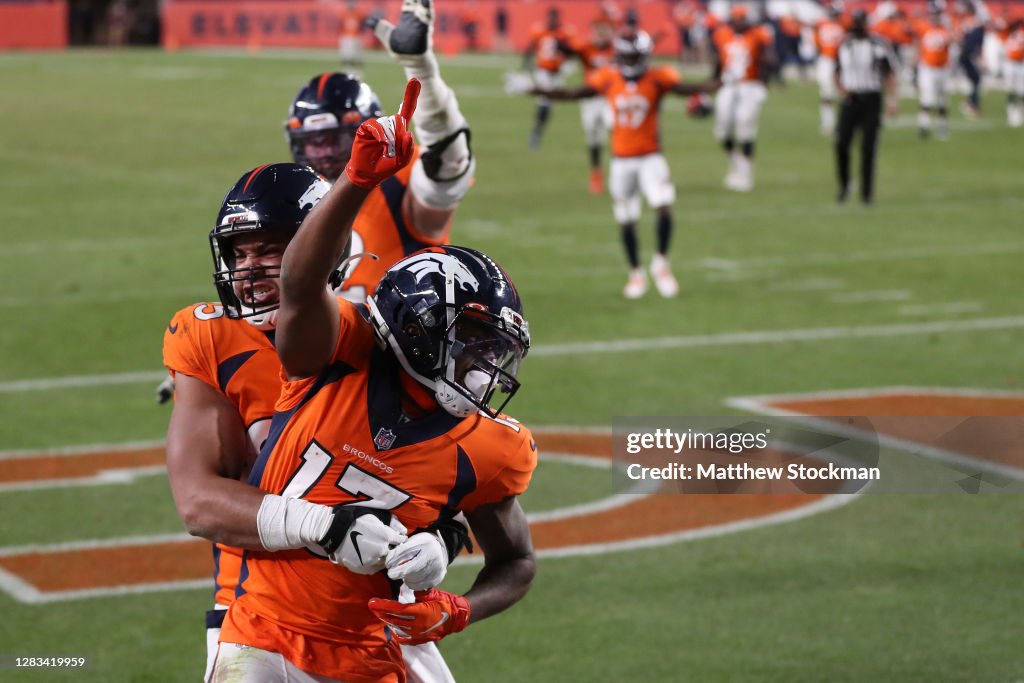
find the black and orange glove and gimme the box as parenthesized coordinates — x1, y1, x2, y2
(368, 588, 471, 645)
(345, 78, 421, 189)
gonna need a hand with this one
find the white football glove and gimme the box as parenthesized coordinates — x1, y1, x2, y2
(330, 511, 408, 575)
(504, 71, 535, 96)
(385, 531, 448, 590)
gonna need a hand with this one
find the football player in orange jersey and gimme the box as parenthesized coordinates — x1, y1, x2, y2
(169, 86, 474, 683)
(518, 29, 717, 299)
(711, 5, 776, 192)
(522, 6, 577, 149)
(570, 17, 617, 194)
(914, 6, 954, 139)
(815, 3, 846, 135)
(207, 80, 538, 683)
(1003, 18, 1024, 127)
(337, 0, 366, 70)
(288, 0, 475, 304)
(163, 163, 335, 683)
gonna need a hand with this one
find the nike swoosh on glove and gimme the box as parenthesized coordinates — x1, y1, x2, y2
(385, 531, 448, 590)
(368, 589, 471, 645)
(345, 78, 420, 189)
(319, 506, 407, 574)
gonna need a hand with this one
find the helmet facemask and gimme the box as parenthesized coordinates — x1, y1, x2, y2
(288, 123, 360, 182)
(369, 286, 530, 419)
(614, 31, 652, 79)
(435, 308, 529, 418)
(211, 226, 288, 330)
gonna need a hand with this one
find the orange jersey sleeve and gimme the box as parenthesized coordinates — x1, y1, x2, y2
(577, 40, 615, 74)
(457, 418, 537, 512)
(338, 149, 451, 304)
(585, 64, 614, 93)
(162, 303, 280, 433)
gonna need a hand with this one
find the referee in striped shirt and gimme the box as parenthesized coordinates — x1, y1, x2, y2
(834, 9, 898, 205)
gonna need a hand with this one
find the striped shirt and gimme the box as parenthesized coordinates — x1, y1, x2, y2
(836, 36, 897, 93)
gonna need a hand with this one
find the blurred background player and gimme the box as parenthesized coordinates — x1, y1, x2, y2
(289, 0, 475, 303)
(337, 0, 365, 71)
(1006, 18, 1024, 127)
(915, 5, 954, 139)
(519, 29, 717, 299)
(956, 2, 986, 118)
(522, 7, 576, 149)
(872, 4, 916, 99)
(672, 0, 700, 64)
(815, 3, 847, 135)
(711, 5, 776, 192)
(571, 17, 616, 194)
(777, 10, 807, 82)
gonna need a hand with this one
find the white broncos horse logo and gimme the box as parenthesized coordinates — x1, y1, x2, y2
(298, 178, 331, 211)
(401, 252, 481, 293)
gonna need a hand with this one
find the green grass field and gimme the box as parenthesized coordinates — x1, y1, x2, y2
(0, 48, 1022, 682)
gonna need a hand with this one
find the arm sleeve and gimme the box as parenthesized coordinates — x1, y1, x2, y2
(162, 307, 218, 391)
(459, 425, 538, 513)
(585, 69, 609, 94)
(658, 65, 683, 92)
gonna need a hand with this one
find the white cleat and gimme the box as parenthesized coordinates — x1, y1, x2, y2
(623, 268, 648, 299)
(649, 255, 679, 298)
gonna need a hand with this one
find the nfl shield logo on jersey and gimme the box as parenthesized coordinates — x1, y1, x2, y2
(374, 428, 397, 451)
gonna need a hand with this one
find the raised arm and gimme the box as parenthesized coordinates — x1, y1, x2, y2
(276, 79, 420, 380)
(669, 79, 721, 96)
(528, 83, 599, 100)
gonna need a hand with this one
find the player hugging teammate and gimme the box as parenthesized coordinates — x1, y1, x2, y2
(162, 2, 538, 682)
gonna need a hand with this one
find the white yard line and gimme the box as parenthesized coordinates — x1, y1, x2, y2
(726, 389, 1024, 482)
(0, 466, 167, 494)
(898, 301, 983, 316)
(5, 315, 1024, 393)
(829, 290, 913, 304)
(456, 493, 862, 566)
(0, 370, 166, 393)
(529, 315, 1024, 357)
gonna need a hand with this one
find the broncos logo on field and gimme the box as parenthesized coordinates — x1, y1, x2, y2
(399, 252, 481, 293)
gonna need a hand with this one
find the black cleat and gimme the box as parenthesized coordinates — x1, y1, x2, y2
(836, 184, 849, 204)
(389, 0, 432, 55)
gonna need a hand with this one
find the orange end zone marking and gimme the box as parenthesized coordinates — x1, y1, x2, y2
(764, 393, 1024, 470)
(0, 539, 210, 592)
(0, 430, 839, 601)
(0, 448, 165, 485)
